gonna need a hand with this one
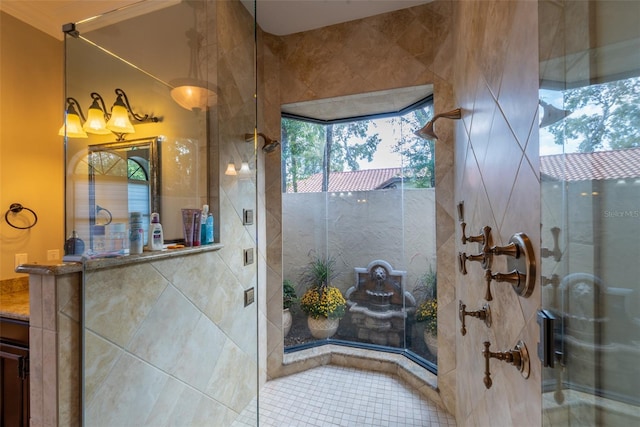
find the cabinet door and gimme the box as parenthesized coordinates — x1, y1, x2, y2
(1, 344, 29, 427)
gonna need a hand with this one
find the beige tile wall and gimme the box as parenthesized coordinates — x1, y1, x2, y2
(452, 0, 541, 425)
(260, 0, 458, 417)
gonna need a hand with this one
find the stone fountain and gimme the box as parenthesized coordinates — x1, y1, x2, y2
(345, 260, 416, 346)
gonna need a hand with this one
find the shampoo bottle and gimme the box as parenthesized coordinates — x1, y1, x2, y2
(148, 212, 164, 251)
(200, 205, 209, 245)
(205, 213, 214, 244)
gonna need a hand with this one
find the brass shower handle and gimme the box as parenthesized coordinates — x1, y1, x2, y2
(483, 269, 525, 301)
(459, 300, 491, 336)
(461, 223, 491, 246)
(482, 340, 530, 389)
(541, 226, 562, 262)
(489, 241, 520, 258)
(458, 252, 486, 275)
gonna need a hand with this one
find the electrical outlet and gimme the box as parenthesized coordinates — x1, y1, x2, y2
(47, 249, 60, 261)
(15, 253, 28, 269)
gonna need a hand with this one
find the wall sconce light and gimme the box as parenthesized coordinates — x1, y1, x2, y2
(58, 98, 88, 138)
(415, 108, 462, 140)
(83, 93, 111, 135)
(59, 88, 159, 141)
(539, 100, 572, 127)
(238, 159, 253, 179)
(244, 132, 280, 153)
(225, 158, 237, 176)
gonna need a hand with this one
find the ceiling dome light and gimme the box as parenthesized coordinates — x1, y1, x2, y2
(170, 79, 216, 112)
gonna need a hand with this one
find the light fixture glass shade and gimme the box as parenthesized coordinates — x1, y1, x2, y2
(170, 80, 216, 112)
(106, 104, 135, 134)
(83, 102, 111, 135)
(58, 109, 87, 138)
(238, 161, 252, 178)
(225, 160, 237, 176)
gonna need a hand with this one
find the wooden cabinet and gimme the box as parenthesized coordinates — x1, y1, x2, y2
(0, 317, 29, 427)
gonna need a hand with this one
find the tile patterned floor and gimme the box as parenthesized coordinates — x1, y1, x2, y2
(234, 365, 456, 426)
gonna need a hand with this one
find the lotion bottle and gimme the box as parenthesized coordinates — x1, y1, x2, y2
(148, 212, 164, 251)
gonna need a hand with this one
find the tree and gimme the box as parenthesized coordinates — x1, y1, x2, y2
(281, 118, 325, 192)
(546, 76, 640, 152)
(281, 117, 381, 192)
(392, 106, 435, 188)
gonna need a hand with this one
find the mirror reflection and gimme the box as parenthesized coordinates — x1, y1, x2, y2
(86, 137, 160, 253)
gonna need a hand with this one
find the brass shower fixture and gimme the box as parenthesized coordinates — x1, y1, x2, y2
(244, 132, 280, 153)
(482, 340, 530, 389)
(415, 108, 462, 140)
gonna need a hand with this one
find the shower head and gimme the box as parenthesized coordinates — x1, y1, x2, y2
(539, 100, 571, 128)
(244, 132, 280, 153)
(415, 108, 462, 140)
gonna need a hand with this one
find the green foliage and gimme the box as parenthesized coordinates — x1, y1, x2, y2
(299, 253, 338, 290)
(281, 117, 381, 192)
(413, 265, 437, 302)
(392, 106, 436, 188)
(283, 279, 298, 310)
(546, 76, 640, 152)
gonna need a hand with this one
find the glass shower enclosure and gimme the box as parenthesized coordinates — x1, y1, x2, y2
(62, 1, 259, 425)
(539, 1, 640, 425)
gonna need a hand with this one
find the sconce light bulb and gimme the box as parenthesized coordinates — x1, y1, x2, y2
(83, 100, 111, 135)
(238, 160, 252, 178)
(106, 101, 135, 134)
(58, 105, 88, 138)
(225, 160, 237, 176)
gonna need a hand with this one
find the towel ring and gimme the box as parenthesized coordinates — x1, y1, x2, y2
(5, 203, 38, 230)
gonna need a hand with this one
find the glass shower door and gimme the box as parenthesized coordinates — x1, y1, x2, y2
(539, 1, 640, 425)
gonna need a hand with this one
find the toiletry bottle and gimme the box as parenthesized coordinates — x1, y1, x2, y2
(64, 231, 85, 255)
(205, 213, 214, 244)
(129, 212, 144, 254)
(200, 204, 209, 245)
(148, 212, 164, 251)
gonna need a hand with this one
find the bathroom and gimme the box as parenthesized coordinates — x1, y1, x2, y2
(1, 0, 639, 426)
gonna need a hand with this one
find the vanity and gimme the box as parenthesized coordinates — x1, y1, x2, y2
(0, 278, 30, 427)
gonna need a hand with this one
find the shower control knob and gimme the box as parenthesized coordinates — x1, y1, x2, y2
(541, 227, 562, 262)
(483, 269, 525, 301)
(461, 223, 490, 245)
(459, 300, 491, 336)
(482, 340, 530, 389)
(458, 252, 485, 275)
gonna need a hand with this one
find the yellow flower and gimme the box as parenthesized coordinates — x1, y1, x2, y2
(300, 285, 346, 319)
(416, 299, 437, 334)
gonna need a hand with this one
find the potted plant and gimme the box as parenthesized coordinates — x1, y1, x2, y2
(283, 279, 297, 337)
(299, 254, 346, 339)
(414, 266, 438, 354)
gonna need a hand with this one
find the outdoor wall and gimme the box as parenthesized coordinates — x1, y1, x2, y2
(452, 0, 541, 425)
(0, 12, 64, 280)
(260, 0, 458, 415)
(282, 189, 436, 297)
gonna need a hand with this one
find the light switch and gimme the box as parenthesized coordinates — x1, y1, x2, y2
(243, 248, 254, 266)
(243, 209, 254, 225)
(244, 288, 255, 307)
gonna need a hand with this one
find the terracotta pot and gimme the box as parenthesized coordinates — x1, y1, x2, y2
(423, 330, 438, 355)
(307, 316, 339, 339)
(283, 308, 292, 337)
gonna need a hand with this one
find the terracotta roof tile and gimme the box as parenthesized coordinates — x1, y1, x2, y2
(291, 168, 403, 193)
(541, 147, 640, 182)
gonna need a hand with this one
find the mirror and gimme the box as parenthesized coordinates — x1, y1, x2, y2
(87, 137, 160, 253)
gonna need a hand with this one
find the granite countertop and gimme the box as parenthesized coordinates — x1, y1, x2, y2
(0, 278, 29, 321)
